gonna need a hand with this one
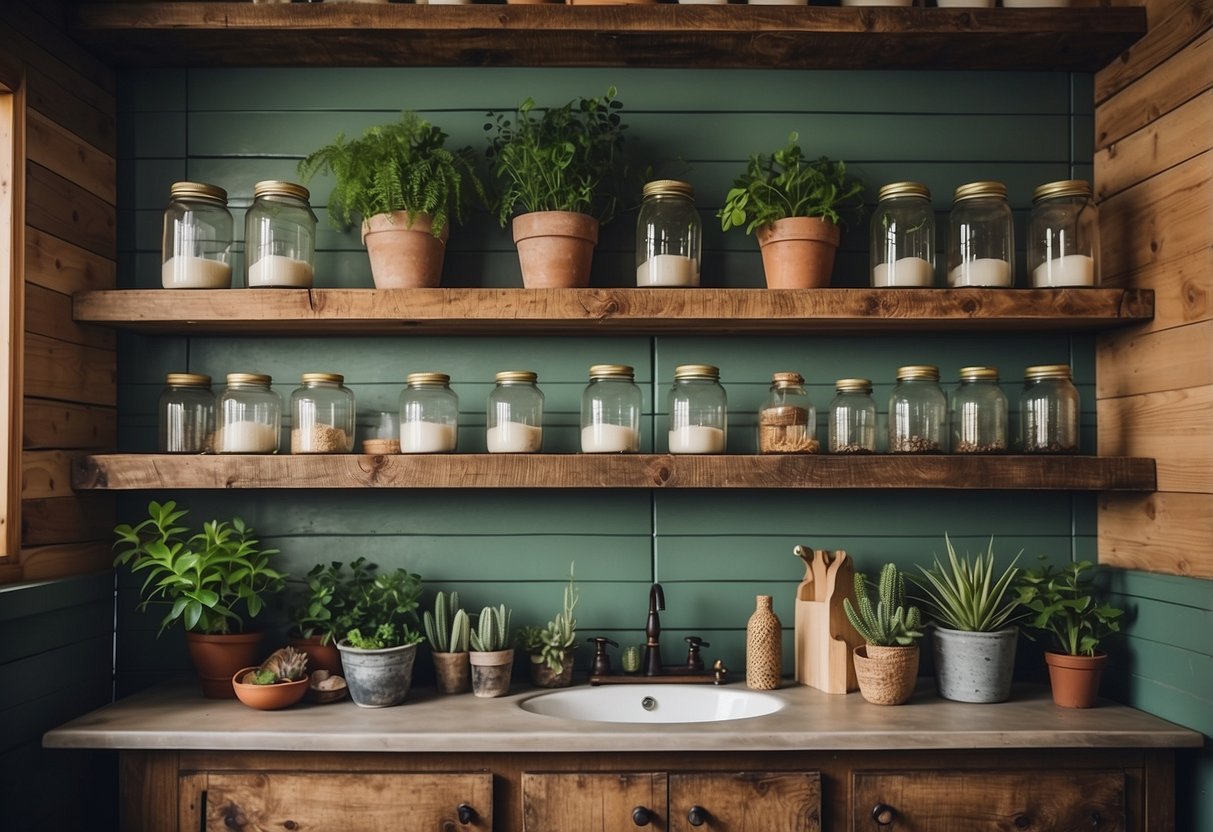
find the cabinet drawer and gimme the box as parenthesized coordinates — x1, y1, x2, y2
(523, 772, 667, 832)
(668, 771, 822, 832)
(853, 769, 1125, 831)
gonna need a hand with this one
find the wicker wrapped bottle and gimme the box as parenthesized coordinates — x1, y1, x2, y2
(746, 595, 782, 691)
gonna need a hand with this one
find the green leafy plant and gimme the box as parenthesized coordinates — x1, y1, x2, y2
(470, 603, 512, 652)
(718, 132, 864, 234)
(341, 566, 424, 650)
(287, 558, 371, 646)
(423, 590, 471, 654)
(1016, 558, 1123, 656)
(485, 87, 630, 226)
(520, 567, 579, 673)
(113, 500, 285, 635)
(844, 563, 924, 647)
(299, 111, 485, 237)
(910, 535, 1023, 632)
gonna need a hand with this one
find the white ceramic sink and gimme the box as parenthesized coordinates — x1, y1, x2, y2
(518, 685, 785, 724)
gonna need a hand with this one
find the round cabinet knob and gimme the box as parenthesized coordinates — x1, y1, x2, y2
(872, 803, 898, 826)
(687, 805, 710, 826)
(1013, 814, 1033, 829)
(632, 806, 656, 826)
(457, 803, 477, 825)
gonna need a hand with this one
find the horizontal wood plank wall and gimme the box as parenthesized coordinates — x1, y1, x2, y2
(1096, 2, 1213, 829)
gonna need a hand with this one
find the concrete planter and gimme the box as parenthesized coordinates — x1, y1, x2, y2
(336, 641, 419, 708)
(931, 626, 1018, 703)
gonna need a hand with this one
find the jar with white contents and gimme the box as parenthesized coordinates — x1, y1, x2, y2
(581, 365, 642, 453)
(870, 182, 935, 288)
(399, 372, 459, 454)
(158, 373, 215, 454)
(487, 371, 544, 453)
(667, 365, 727, 454)
(1028, 180, 1100, 288)
(161, 182, 233, 289)
(948, 181, 1015, 288)
(636, 180, 701, 288)
(244, 180, 317, 288)
(216, 373, 282, 454)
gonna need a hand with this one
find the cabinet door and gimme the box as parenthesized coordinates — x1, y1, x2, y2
(852, 770, 1125, 831)
(668, 771, 822, 832)
(523, 772, 668, 832)
(181, 771, 492, 831)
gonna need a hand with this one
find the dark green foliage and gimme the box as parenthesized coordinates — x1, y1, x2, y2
(844, 563, 924, 647)
(287, 558, 372, 646)
(340, 564, 424, 650)
(1016, 558, 1124, 656)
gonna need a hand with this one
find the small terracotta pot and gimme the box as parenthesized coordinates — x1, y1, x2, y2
(185, 631, 263, 699)
(528, 650, 575, 688)
(1045, 650, 1108, 708)
(512, 211, 599, 288)
(232, 668, 309, 710)
(469, 648, 515, 698)
(288, 635, 343, 678)
(852, 644, 919, 706)
(755, 216, 841, 289)
(361, 211, 449, 289)
(433, 651, 471, 695)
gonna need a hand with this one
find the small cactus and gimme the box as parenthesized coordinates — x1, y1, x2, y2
(424, 591, 469, 653)
(470, 603, 512, 652)
(844, 563, 923, 647)
(621, 644, 642, 674)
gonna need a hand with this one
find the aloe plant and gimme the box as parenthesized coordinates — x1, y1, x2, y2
(844, 563, 923, 647)
(424, 590, 470, 654)
(910, 534, 1023, 632)
(470, 603, 512, 652)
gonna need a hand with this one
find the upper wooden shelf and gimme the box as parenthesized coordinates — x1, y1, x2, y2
(72, 454, 1156, 492)
(74, 287, 1152, 336)
(69, 4, 1146, 71)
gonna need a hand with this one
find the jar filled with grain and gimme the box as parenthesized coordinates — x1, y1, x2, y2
(399, 372, 459, 454)
(161, 182, 233, 289)
(487, 371, 544, 453)
(581, 365, 642, 453)
(636, 180, 701, 287)
(950, 366, 1008, 454)
(244, 180, 317, 288)
(668, 365, 727, 454)
(1020, 364, 1080, 454)
(889, 365, 947, 453)
(947, 181, 1015, 287)
(216, 373, 282, 453)
(1028, 180, 1100, 288)
(158, 373, 214, 454)
(290, 373, 355, 453)
(827, 378, 877, 455)
(758, 372, 818, 454)
(870, 181, 935, 288)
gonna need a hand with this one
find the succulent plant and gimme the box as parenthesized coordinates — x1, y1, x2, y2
(844, 563, 923, 647)
(470, 603, 512, 652)
(247, 646, 309, 685)
(911, 534, 1023, 633)
(521, 568, 579, 674)
(424, 590, 471, 654)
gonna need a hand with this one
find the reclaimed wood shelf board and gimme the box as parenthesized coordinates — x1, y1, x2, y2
(72, 454, 1156, 492)
(69, 4, 1145, 71)
(73, 287, 1154, 336)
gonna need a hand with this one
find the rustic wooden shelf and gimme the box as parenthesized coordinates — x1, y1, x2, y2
(72, 454, 1156, 492)
(69, 4, 1145, 71)
(73, 287, 1153, 336)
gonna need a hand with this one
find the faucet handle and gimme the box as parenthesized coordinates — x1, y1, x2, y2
(684, 635, 710, 649)
(684, 636, 710, 672)
(586, 637, 619, 676)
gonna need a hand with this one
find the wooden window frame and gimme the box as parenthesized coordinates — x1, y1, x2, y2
(0, 60, 25, 565)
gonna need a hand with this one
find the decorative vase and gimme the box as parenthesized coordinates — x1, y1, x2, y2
(470, 648, 515, 698)
(433, 650, 471, 695)
(231, 667, 309, 710)
(755, 216, 841, 289)
(1045, 650, 1108, 709)
(931, 626, 1018, 703)
(512, 211, 599, 288)
(361, 211, 448, 289)
(529, 650, 575, 688)
(852, 644, 919, 706)
(184, 631, 263, 699)
(746, 595, 782, 690)
(336, 641, 419, 708)
(288, 635, 343, 678)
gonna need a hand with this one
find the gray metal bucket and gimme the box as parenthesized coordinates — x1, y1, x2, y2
(337, 641, 418, 708)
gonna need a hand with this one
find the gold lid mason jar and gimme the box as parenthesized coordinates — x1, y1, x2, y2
(889, 365, 948, 453)
(245, 180, 318, 288)
(950, 366, 1008, 454)
(158, 372, 214, 453)
(216, 373, 282, 453)
(399, 372, 459, 454)
(1028, 180, 1099, 288)
(871, 182, 936, 288)
(667, 364, 727, 454)
(1020, 364, 1080, 454)
(290, 372, 355, 453)
(161, 181, 233, 289)
(581, 365, 642, 453)
(487, 371, 544, 453)
(947, 181, 1015, 288)
(828, 378, 877, 455)
(636, 180, 701, 288)
(759, 372, 818, 454)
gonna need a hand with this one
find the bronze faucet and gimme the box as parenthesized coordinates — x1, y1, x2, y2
(643, 583, 665, 676)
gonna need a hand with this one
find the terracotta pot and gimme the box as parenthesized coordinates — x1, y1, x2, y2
(1045, 650, 1108, 708)
(360, 211, 448, 289)
(528, 650, 575, 688)
(337, 641, 419, 708)
(852, 644, 919, 706)
(469, 648, 515, 698)
(512, 211, 599, 288)
(288, 635, 343, 678)
(184, 631, 263, 699)
(755, 217, 841, 289)
(231, 667, 309, 710)
(433, 651, 472, 695)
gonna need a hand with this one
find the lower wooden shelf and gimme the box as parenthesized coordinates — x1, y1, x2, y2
(71, 453, 1156, 491)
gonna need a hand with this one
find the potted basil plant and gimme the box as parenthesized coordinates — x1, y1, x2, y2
(335, 565, 426, 708)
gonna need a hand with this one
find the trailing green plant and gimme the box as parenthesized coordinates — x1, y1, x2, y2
(113, 500, 285, 636)
(424, 590, 471, 654)
(470, 603, 512, 653)
(718, 132, 865, 234)
(287, 558, 372, 646)
(299, 111, 486, 237)
(1016, 558, 1123, 656)
(485, 87, 630, 226)
(844, 563, 923, 647)
(341, 566, 424, 650)
(520, 567, 579, 673)
(910, 534, 1023, 633)
(245, 646, 309, 685)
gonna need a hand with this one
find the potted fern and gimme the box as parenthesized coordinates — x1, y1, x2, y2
(718, 132, 864, 289)
(844, 563, 924, 706)
(519, 568, 579, 688)
(113, 500, 285, 699)
(299, 112, 485, 288)
(485, 87, 630, 288)
(423, 590, 472, 695)
(468, 603, 514, 698)
(335, 565, 426, 708)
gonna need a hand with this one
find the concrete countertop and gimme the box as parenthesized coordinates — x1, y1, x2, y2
(44, 680, 1202, 754)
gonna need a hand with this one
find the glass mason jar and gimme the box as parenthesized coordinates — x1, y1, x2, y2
(158, 372, 214, 454)
(1028, 180, 1100, 288)
(216, 373, 282, 454)
(948, 181, 1015, 288)
(580, 364, 642, 453)
(758, 372, 818, 454)
(361, 411, 400, 455)
(161, 181, 233, 289)
(870, 181, 935, 288)
(667, 364, 727, 454)
(244, 180, 318, 288)
(1020, 364, 1080, 454)
(399, 372, 459, 454)
(828, 378, 878, 455)
(487, 371, 544, 453)
(635, 180, 701, 287)
(290, 373, 355, 453)
(889, 365, 948, 453)
(950, 366, 1008, 454)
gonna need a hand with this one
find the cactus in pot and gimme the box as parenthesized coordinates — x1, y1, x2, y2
(844, 563, 923, 706)
(469, 603, 514, 698)
(424, 590, 472, 694)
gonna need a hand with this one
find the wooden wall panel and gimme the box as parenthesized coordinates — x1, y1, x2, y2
(25, 283, 114, 350)
(1095, 88, 1212, 200)
(25, 227, 116, 294)
(1098, 386, 1213, 494)
(1101, 245, 1212, 334)
(1099, 0, 1213, 102)
(23, 333, 115, 407)
(22, 494, 116, 547)
(25, 163, 116, 260)
(21, 450, 76, 500)
(1096, 320, 1213, 398)
(1100, 493, 1213, 577)
(26, 109, 116, 204)
(23, 398, 116, 450)
(18, 541, 112, 582)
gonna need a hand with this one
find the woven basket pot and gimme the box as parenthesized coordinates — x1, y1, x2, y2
(852, 644, 919, 705)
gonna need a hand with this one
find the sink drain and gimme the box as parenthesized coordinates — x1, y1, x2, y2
(641, 696, 657, 711)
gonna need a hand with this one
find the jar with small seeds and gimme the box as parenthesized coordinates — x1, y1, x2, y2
(950, 366, 1007, 454)
(889, 365, 947, 453)
(1020, 364, 1080, 454)
(758, 372, 818, 454)
(827, 378, 877, 455)
(290, 373, 355, 453)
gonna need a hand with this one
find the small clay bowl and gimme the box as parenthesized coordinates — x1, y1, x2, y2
(232, 667, 309, 710)
(308, 669, 350, 704)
